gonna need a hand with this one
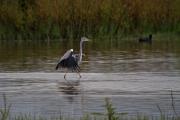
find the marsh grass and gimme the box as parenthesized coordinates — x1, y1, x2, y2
(0, 94, 179, 120)
(0, 94, 11, 120)
(0, 0, 180, 40)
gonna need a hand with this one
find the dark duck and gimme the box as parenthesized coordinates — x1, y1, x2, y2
(139, 34, 152, 43)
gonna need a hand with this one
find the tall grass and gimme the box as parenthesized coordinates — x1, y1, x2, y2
(0, 94, 180, 120)
(0, 94, 11, 120)
(0, 0, 179, 40)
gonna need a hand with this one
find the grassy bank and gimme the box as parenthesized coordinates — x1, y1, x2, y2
(0, 0, 180, 40)
(0, 95, 179, 120)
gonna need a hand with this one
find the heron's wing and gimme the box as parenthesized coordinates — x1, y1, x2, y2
(67, 55, 80, 72)
(55, 49, 72, 70)
(59, 49, 72, 61)
(56, 53, 80, 71)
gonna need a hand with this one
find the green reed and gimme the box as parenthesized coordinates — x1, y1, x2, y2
(0, 94, 11, 120)
(0, 0, 180, 40)
(0, 94, 180, 120)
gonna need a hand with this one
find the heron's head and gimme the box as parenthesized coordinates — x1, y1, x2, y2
(81, 37, 90, 42)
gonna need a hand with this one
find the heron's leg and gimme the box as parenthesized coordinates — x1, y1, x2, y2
(64, 69, 68, 79)
(63, 70, 74, 87)
(64, 74, 66, 79)
(77, 72, 81, 78)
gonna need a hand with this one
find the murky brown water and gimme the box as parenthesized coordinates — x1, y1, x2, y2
(0, 38, 180, 118)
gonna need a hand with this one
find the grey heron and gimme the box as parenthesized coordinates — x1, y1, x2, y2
(55, 37, 90, 79)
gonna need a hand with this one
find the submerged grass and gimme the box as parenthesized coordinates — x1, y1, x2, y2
(0, 0, 180, 40)
(0, 94, 180, 120)
(0, 94, 11, 120)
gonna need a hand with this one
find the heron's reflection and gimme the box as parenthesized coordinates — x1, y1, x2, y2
(57, 80, 81, 102)
(58, 80, 81, 95)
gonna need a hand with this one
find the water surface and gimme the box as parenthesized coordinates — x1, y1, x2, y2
(0, 38, 180, 118)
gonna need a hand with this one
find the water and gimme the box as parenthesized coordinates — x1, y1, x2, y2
(0, 38, 180, 118)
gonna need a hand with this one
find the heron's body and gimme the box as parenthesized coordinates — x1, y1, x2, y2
(55, 49, 80, 72)
(56, 37, 89, 79)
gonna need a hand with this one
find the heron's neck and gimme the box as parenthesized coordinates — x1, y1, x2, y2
(79, 41, 83, 64)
